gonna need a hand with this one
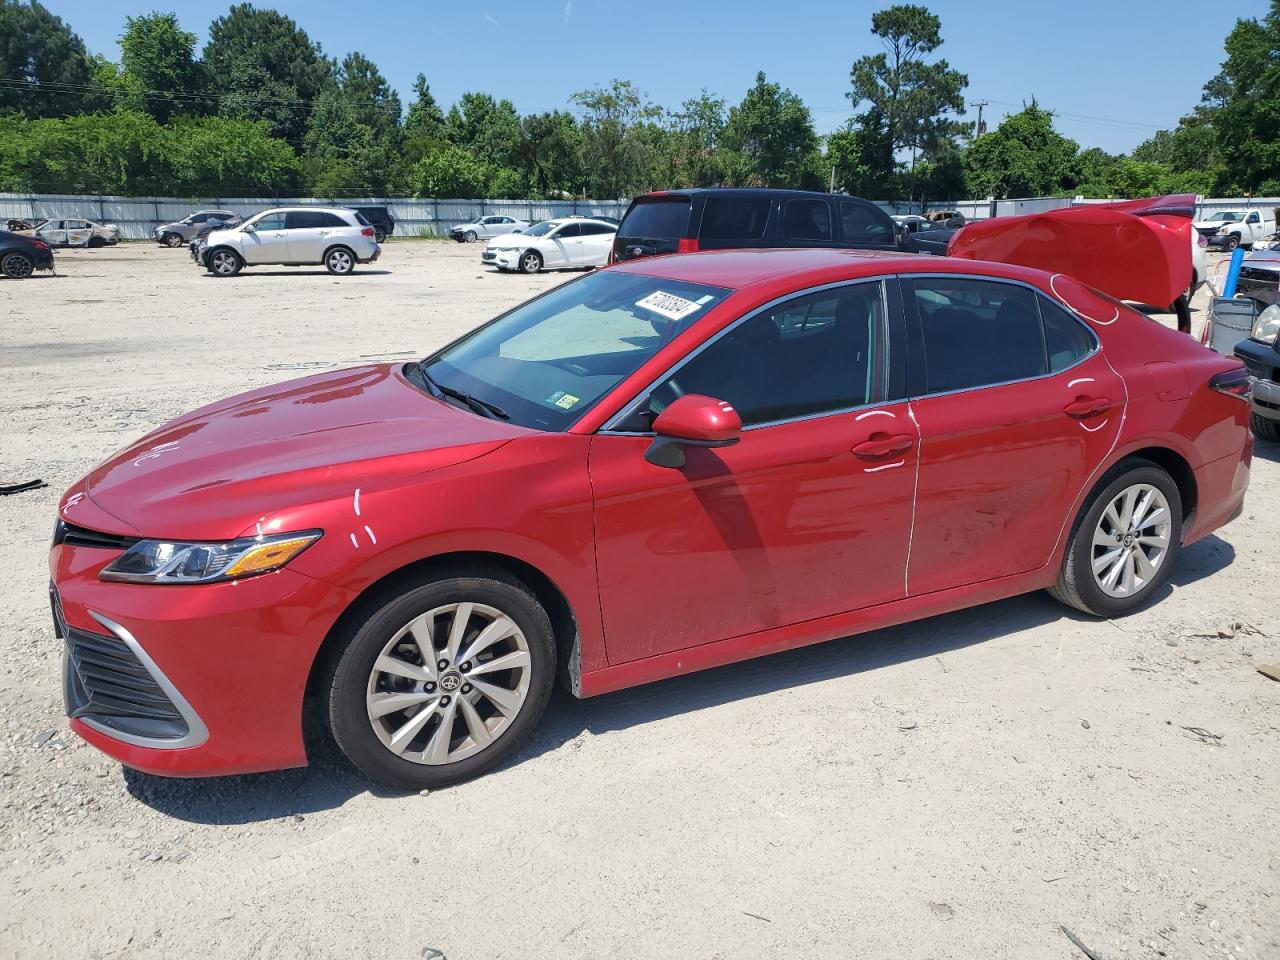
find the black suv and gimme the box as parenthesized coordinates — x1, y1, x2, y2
(345, 206, 395, 243)
(611, 188, 897, 263)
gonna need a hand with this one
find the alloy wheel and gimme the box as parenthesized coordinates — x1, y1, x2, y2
(365, 602, 532, 765)
(327, 249, 353, 274)
(521, 252, 541, 273)
(1090, 483, 1172, 598)
(211, 251, 238, 275)
(165, 233, 183, 247)
(465, 230, 477, 243)
(2, 253, 34, 279)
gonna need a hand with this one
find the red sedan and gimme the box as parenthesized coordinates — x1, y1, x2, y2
(51, 240, 1252, 789)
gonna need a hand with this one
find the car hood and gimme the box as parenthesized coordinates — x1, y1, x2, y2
(76, 364, 525, 540)
(487, 232, 533, 245)
(1193, 219, 1235, 230)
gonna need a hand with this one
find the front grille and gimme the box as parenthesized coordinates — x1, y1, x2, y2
(53, 519, 138, 551)
(1242, 357, 1274, 382)
(52, 584, 189, 742)
(481, 249, 497, 261)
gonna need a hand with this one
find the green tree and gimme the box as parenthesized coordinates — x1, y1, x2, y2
(117, 12, 204, 123)
(665, 90, 726, 187)
(517, 110, 582, 197)
(404, 73, 445, 142)
(847, 4, 968, 194)
(202, 3, 334, 146)
(413, 142, 489, 198)
(445, 92, 523, 169)
(1214, 1, 1280, 192)
(571, 79, 663, 197)
(0, 0, 106, 117)
(964, 102, 1079, 198)
(720, 71, 820, 188)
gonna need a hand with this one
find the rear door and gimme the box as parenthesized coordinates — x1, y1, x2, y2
(780, 197, 838, 249)
(902, 274, 1123, 595)
(697, 193, 774, 251)
(576, 222, 617, 265)
(284, 210, 330, 263)
(64, 219, 92, 247)
(612, 194, 694, 262)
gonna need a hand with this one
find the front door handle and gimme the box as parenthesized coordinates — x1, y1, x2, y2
(1064, 396, 1110, 419)
(853, 433, 914, 459)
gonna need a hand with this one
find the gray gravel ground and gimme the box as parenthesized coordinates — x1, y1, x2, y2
(0, 244, 1276, 960)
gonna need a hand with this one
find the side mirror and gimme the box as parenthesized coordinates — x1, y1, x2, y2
(645, 394, 742, 468)
(242, 223, 255, 233)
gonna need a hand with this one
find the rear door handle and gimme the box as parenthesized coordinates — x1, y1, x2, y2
(852, 433, 914, 459)
(1064, 396, 1110, 419)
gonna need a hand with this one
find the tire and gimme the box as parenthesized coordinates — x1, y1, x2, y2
(1049, 460, 1182, 617)
(374, 228, 387, 244)
(519, 249, 543, 274)
(1225, 235, 1240, 251)
(88, 235, 105, 248)
(1171, 294, 1191, 335)
(326, 569, 556, 790)
(163, 232, 184, 248)
(1252, 413, 1280, 442)
(465, 230, 477, 243)
(1, 252, 34, 279)
(325, 246, 355, 275)
(207, 248, 242, 277)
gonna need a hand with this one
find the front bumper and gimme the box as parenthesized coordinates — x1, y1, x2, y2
(482, 248, 519, 269)
(1234, 337, 1280, 423)
(51, 534, 356, 777)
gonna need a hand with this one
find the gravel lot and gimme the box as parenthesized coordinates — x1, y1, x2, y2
(1, 243, 1276, 960)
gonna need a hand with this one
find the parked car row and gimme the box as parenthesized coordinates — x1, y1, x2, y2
(6, 217, 119, 247)
(157, 206, 396, 247)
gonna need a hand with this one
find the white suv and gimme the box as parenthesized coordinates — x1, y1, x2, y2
(194, 207, 381, 277)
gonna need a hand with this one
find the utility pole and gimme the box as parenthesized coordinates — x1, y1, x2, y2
(970, 99, 989, 138)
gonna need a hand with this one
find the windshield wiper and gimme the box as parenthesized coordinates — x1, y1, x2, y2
(414, 364, 509, 420)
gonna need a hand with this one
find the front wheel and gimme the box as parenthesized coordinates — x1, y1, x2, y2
(1225, 235, 1240, 251)
(163, 232, 184, 248)
(325, 247, 355, 275)
(519, 250, 543, 274)
(1252, 412, 1280, 442)
(1049, 461, 1182, 617)
(208, 248, 242, 277)
(464, 230, 478, 243)
(326, 570, 556, 789)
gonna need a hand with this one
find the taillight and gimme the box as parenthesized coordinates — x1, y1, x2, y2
(33, 241, 48, 250)
(361, 227, 375, 238)
(677, 238, 700, 254)
(1209, 366, 1252, 400)
(1197, 234, 1208, 248)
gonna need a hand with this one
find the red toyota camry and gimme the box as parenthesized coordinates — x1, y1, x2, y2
(50, 202, 1252, 789)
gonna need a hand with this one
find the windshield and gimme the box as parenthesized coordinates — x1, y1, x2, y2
(523, 221, 560, 237)
(421, 271, 732, 431)
(1207, 212, 1242, 222)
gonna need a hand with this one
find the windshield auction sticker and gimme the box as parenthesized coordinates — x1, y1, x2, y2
(545, 391, 581, 410)
(635, 291, 705, 322)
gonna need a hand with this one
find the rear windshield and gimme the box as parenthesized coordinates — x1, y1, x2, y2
(619, 198, 691, 239)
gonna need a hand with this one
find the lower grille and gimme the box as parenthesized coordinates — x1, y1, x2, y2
(52, 585, 190, 742)
(1243, 357, 1273, 381)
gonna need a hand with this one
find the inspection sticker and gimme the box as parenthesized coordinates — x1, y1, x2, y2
(635, 290, 705, 322)
(545, 391, 581, 410)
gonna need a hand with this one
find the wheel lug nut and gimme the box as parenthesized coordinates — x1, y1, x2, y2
(460, 661, 471, 673)
(461, 683, 472, 694)
(425, 682, 436, 692)
(440, 695, 451, 706)
(437, 659, 449, 671)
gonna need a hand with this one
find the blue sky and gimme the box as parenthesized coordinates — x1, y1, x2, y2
(47, 0, 1267, 154)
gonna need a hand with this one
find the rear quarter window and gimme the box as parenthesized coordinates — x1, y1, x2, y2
(782, 199, 833, 242)
(700, 195, 771, 241)
(619, 198, 691, 239)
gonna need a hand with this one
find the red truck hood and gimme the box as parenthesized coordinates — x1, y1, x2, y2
(948, 194, 1195, 308)
(75, 364, 523, 540)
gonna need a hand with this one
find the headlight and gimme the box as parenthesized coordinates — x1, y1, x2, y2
(100, 531, 321, 584)
(493, 247, 517, 253)
(1252, 304, 1280, 344)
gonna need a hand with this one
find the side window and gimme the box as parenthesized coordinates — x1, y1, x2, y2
(700, 195, 771, 241)
(285, 211, 328, 230)
(190, 214, 207, 224)
(254, 213, 287, 231)
(841, 202, 893, 244)
(782, 199, 832, 242)
(1247, 212, 1261, 224)
(647, 281, 885, 427)
(910, 278, 1047, 393)
(323, 212, 348, 227)
(556, 222, 582, 238)
(579, 222, 614, 236)
(1039, 297, 1096, 371)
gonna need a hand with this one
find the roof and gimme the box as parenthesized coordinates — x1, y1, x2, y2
(604, 247, 1054, 293)
(635, 187, 884, 206)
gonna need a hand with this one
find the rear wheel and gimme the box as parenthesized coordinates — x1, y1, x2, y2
(326, 570, 555, 790)
(519, 250, 543, 274)
(208, 248, 242, 277)
(1252, 413, 1280, 442)
(374, 227, 387, 244)
(163, 232, 184, 248)
(325, 246, 355, 275)
(1, 252, 34, 279)
(1049, 460, 1182, 616)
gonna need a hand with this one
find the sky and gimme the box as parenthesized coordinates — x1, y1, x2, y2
(45, 0, 1269, 154)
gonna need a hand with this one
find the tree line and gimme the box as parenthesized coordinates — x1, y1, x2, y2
(0, 0, 1275, 201)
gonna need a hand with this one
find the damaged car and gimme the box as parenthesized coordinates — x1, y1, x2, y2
(0, 229, 55, 278)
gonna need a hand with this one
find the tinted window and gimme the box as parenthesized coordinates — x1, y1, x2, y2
(619, 198, 691, 238)
(782, 199, 832, 242)
(1248, 212, 1261, 223)
(189, 214, 207, 223)
(1040, 297, 1096, 371)
(322, 212, 348, 227)
(648, 281, 885, 427)
(353, 212, 371, 226)
(286, 210, 329, 230)
(841, 202, 893, 244)
(555, 222, 582, 238)
(254, 213, 286, 231)
(578, 222, 616, 236)
(911, 278, 1047, 393)
(700, 195, 771, 241)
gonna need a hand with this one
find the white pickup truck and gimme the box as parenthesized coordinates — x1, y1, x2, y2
(1193, 208, 1274, 250)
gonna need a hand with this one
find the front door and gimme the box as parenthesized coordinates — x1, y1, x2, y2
(241, 212, 289, 264)
(591, 279, 918, 664)
(901, 274, 1124, 595)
